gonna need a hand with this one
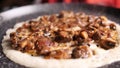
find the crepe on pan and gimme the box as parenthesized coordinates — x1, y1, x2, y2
(2, 11, 120, 68)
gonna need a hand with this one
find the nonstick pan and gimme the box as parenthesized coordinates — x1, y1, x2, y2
(0, 3, 120, 68)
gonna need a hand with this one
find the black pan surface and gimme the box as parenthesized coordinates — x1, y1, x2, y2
(0, 3, 120, 68)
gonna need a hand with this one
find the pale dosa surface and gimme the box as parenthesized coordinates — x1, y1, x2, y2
(2, 17, 120, 68)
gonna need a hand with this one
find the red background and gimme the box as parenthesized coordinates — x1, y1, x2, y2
(45, 0, 120, 8)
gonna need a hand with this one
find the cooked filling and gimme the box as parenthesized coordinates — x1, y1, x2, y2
(10, 11, 118, 59)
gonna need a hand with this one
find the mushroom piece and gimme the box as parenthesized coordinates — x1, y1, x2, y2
(36, 37, 52, 55)
(73, 35, 84, 45)
(72, 45, 93, 58)
(54, 31, 71, 43)
(109, 23, 116, 30)
(92, 31, 101, 41)
(99, 38, 116, 49)
(80, 31, 88, 40)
